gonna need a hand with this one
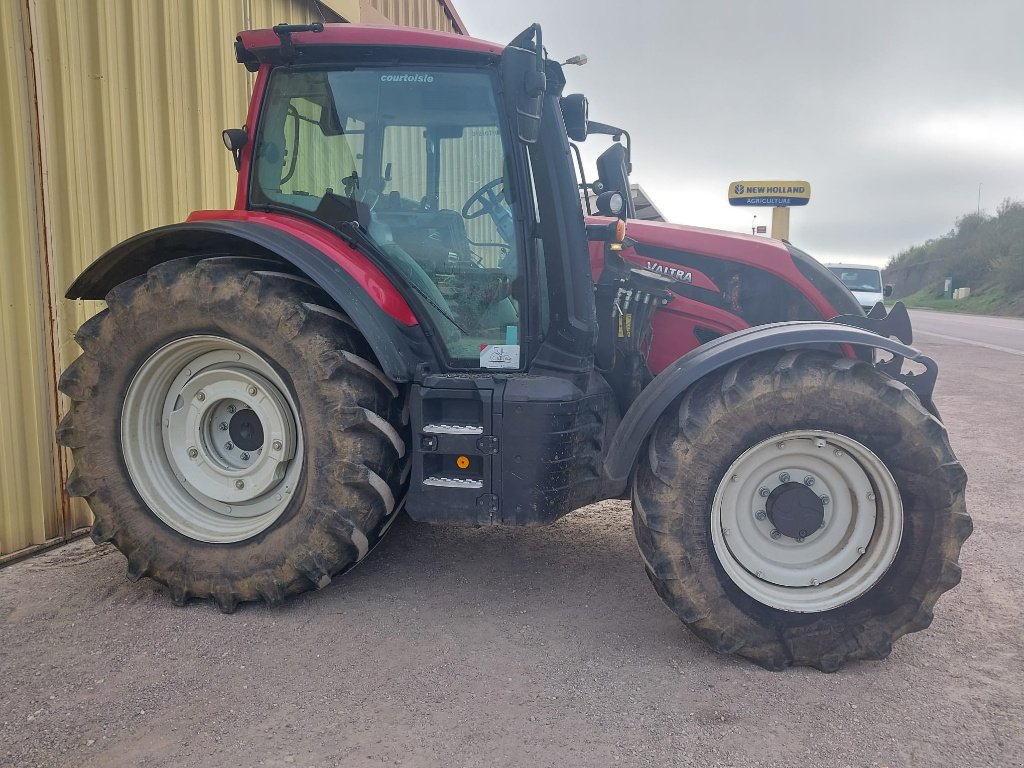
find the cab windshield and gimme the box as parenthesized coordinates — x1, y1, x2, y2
(252, 68, 523, 368)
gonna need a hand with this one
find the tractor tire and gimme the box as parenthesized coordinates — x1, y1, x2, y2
(57, 257, 408, 612)
(633, 349, 971, 671)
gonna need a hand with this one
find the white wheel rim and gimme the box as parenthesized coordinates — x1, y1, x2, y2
(711, 430, 903, 612)
(121, 336, 303, 543)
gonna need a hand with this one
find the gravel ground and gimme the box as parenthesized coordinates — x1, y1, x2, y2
(1, 338, 1022, 768)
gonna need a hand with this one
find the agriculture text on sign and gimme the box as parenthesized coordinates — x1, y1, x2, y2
(728, 180, 811, 207)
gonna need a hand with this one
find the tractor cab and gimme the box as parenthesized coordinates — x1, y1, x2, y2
(250, 53, 525, 366)
(232, 24, 609, 385)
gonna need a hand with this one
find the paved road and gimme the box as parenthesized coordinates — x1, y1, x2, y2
(1, 316, 1022, 768)
(910, 308, 1024, 355)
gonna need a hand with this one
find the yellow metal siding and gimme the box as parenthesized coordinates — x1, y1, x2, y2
(248, 0, 321, 29)
(2, 0, 462, 560)
(367, 0, 454, 32)
(0, 1, 62, 556)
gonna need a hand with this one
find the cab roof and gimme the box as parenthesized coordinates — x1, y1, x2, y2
(236, 24, 502, 70)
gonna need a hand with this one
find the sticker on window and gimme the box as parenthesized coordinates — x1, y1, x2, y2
(480, 344, 520, 369)
(379, 73, 435, 84)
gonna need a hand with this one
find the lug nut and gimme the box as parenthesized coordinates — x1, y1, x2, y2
(810, 578, 819, 586)
(227, 405, 236, 414)
(777, 441, 786, 449)
(240, 452, 250, 461)
(272, 440, 283, 451)
(755, 570, 764, 578)
(834, 449, 844, 457)
(187, 447, 198, 459)
(759, 487, 770, 498)
(867, 492, 876, 501)
(798, 529, 808, 539)
(755, 510, 767, 521)
(247, 385, 258, 396)
(235, 480, 245, 489)
(196, 391, 206, 402)
(225, 442, 233, 451)
(770, 529, 782, 540)
(803, 475, 815, 486)
(858, 546, 867, 554)
(820, 494, 830, 505)
(219, 422, 228, 431)
(723, 528, 731, 537)
(731, 474, 739, 483)
(779, 472, 791, 483)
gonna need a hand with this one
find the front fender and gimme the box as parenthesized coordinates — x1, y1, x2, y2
(602, 320, 938, 485)
(66, 219, 426, 383)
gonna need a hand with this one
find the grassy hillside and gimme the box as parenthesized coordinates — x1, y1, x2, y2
(897, 285, 1016, 315)
(885, 199, 1024, 316)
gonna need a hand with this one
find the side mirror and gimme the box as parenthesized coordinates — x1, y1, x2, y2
(561, 94, 589, 142)
(222, 127, 248, 171)
(501, 24, 546, 144)
(595, 190, 625, 217)
(884, 284, 893, 298)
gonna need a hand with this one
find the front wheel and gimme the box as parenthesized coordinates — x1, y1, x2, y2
(57, 257, 408, 611)
(633, 350, 971, 671)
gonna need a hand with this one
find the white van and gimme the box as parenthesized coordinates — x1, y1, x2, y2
(826, 263, 891, 313)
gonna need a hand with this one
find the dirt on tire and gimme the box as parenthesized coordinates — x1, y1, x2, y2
(57, 257, 409, 611)
(633, 349, 971, 670)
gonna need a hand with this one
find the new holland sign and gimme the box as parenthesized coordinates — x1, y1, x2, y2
(729, 180, 811, 207)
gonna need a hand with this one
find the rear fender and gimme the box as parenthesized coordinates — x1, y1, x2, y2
(602, 321, 938, 485)
(65, 220, 425, 382)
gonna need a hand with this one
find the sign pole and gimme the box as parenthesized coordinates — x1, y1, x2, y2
(771, 207, 790, 241)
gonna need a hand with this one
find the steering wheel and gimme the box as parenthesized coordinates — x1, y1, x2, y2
(462, 177, 506, 220)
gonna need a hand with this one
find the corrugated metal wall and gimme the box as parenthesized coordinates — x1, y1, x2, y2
(0, 0, 462, 561)
(365, 0, 460, 32)
(0, 1, 62, 558)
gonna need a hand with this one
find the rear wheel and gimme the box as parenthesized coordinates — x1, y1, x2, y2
(57, 257, 408, 611)
(633, 350, 971, 670)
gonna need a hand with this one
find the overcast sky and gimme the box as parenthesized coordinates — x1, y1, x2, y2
(456, 0, 1024, 267)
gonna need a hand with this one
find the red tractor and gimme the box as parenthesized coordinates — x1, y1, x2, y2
(58, 23, 970, 670)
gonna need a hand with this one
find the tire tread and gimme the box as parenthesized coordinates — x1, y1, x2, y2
(633, 349, 970, 670)
(58, 256, 409, 610)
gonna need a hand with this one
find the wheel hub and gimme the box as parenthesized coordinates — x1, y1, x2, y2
(711, 430, 903, 613)
(229, 408, 265, 452)
(164, 364, 296, 507)
(121, 336, 304, 543)
(766, 482, 824, 540)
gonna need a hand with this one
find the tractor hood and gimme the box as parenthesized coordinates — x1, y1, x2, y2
(587, 215, 793, 265)
(585, 215, 865, 320)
